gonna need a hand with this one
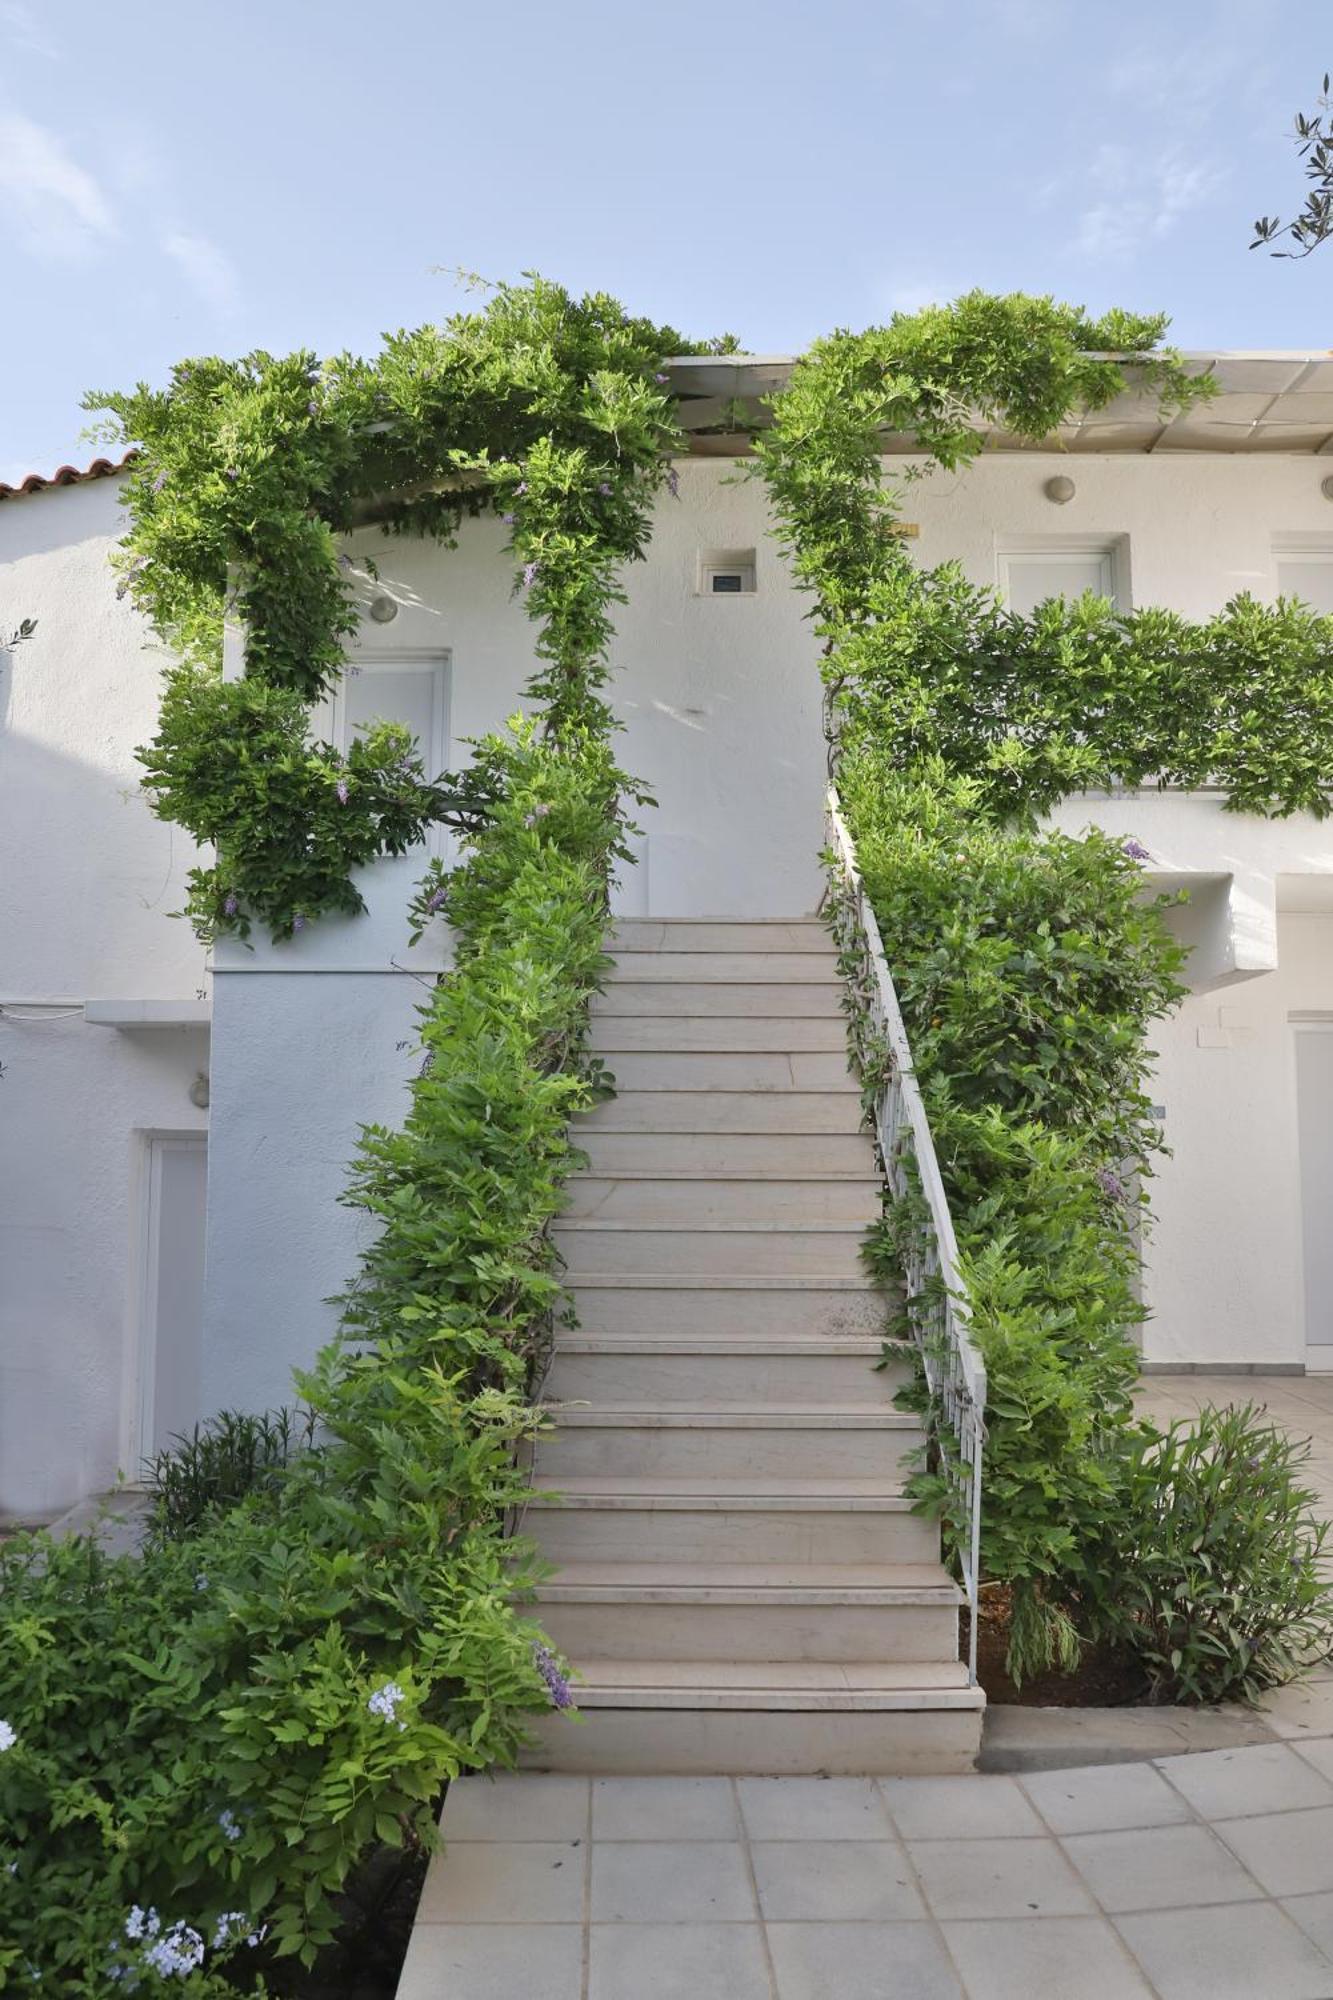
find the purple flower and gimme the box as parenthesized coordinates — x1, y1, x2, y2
(222, 892, 239, 918)
(418, 1049, 434, 1078)
(597, 481, 613, 496)
(335, 778, 349, 805)
(1096, 1165, 1128, 1205)
(1122, 838, 1151, 863)
(224, 467, 240, 481)
(502, 511, 515, 525)
(291, 913, 306, 933)
(665, 467, 680, 499)
(426, 885, 447, 913)
(654, 371, 669, 384)
(522, 561, 539, 589)
(515, 480, 528, 495)
(152, 470, 169, 493)
(307, 399, 319, 416)
(532, 1640, 574, 1710)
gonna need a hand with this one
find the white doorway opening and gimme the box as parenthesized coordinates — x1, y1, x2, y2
(1295, 1023, 1333, 1374)
(132, 1133, 208, 1473)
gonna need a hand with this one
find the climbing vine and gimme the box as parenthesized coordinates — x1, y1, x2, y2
(758, 291, 1333, 1683)
(89, 276, 706, 937)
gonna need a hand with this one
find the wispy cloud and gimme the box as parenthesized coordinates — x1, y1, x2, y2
(162, 230, 240, 315)
(0, 2, 58, 59)
(0, 114, 116, 259)
(1073, 144, 1222, 262)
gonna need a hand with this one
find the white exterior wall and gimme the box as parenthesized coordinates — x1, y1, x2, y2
(203, 451, 1333, 1400)
(0, 479, 207, 1517)
(10, 448, 1333, 1508)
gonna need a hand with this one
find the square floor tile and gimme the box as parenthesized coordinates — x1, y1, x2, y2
(1115, 1902, 1333, 2000)
(591, 1839, 754, 1922)
(881, 1774, 1043, 1840)
(396, 1922, 583, 2000)
(416, 1840, 584, 1924)
(592, 1776, 738, 1841)
(942, 1916, 1153, 2000)
(1215, 1806, 1333, 1897)
(753, 1839, 924, 1920)
(1262, 1679, 1333, 1739)
(908, 1837, 1094, 1920)
(440, 1773, 589, 1842)
(1019, 1761, 1191, 1836)
(1061, 1823, 1263, 1913)
(1283, 1893, 1333, 1960)
(767, 1921, 964, 2000)
(1293, 1737, 1333, 1785)
(589, 1922, 771, 2000)
(1156, 1741, 1333, 1819)
(737, 1776, 889, 1840)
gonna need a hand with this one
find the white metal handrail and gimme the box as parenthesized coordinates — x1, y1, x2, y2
(824, 787, 987, 1683)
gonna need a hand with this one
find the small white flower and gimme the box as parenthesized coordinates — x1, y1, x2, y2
(217, 1807, 242, 1842)
(212, 1909, 250, 1948)
(367, 1679, 406, 1724)
(0, 1720, 17, 1754)
(194, 1573, 209, 1591)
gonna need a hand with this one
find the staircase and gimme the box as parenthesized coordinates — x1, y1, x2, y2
(521, 918, 985, 1774)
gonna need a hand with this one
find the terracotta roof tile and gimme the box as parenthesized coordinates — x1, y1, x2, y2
(0, 452, 135, 501)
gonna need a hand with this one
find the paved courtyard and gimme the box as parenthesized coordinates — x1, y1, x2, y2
(398, 1374, 1333, 1997)
(400, 1699, 1333, 2000)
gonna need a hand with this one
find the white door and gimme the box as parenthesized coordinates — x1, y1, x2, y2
(138, 1135, 208, 1464)
(1295, 1025, 1333, 1373)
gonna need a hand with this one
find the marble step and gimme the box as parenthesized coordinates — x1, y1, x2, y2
(597, 1051, 859, 1091)
(543, 1334, 903, 1405)
(590, 1016, 848, 1053)
(606, 953, 842, 984)
(528, 1562, 959, 1664)
(567, 1281, 891, 1340)
(537, 1404, 922, 1480)
(575, 1133, 877, 1176)
(611, 921, 831, 953)
(577, 1090, 868, 1134)
(520, 1662, 985, 1775)
(561, 1175, 881, 1226)
(593, 981, 844, 1017)
(554, 1222, 870, 1278)
(527, 1477, 936, 1566)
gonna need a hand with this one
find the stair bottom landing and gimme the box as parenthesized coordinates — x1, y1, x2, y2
(521, 1662, 984, 1775)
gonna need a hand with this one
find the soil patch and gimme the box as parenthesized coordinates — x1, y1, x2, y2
(971, 1587, 1148, 1708)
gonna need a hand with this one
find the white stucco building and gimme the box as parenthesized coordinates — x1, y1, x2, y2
(7, 352, 1333, 1519)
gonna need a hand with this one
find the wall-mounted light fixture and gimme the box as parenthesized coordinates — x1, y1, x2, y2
(1321, 476, 1333, 502)
(1044, 475, 1076, 505)
(188, 1071, 210, 1110)
(368, 594, 399, 624)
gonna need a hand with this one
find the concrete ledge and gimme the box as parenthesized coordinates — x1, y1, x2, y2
(979, 1702, 1281, 1772)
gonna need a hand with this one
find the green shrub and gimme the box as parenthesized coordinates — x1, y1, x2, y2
(1089, 1405, 1333, 1703)
(145, 1406, 314, 1545)
(0, 725, 618, 1990)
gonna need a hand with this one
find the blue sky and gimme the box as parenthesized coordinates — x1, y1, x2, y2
(1, 0, 1331, 480)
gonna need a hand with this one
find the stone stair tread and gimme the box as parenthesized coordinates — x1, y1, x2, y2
(529, 1476, 911, 1507)
(554, 1217, 869, 1231)
(566, 1658, 977, 1703)
(567, 1273, 882, 1290)
(544, 1404, 915, 1428)
(566, 1166, 879, 1182)
(553, 1334, 887, 1354)
(536, 1561, 959, 1603)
